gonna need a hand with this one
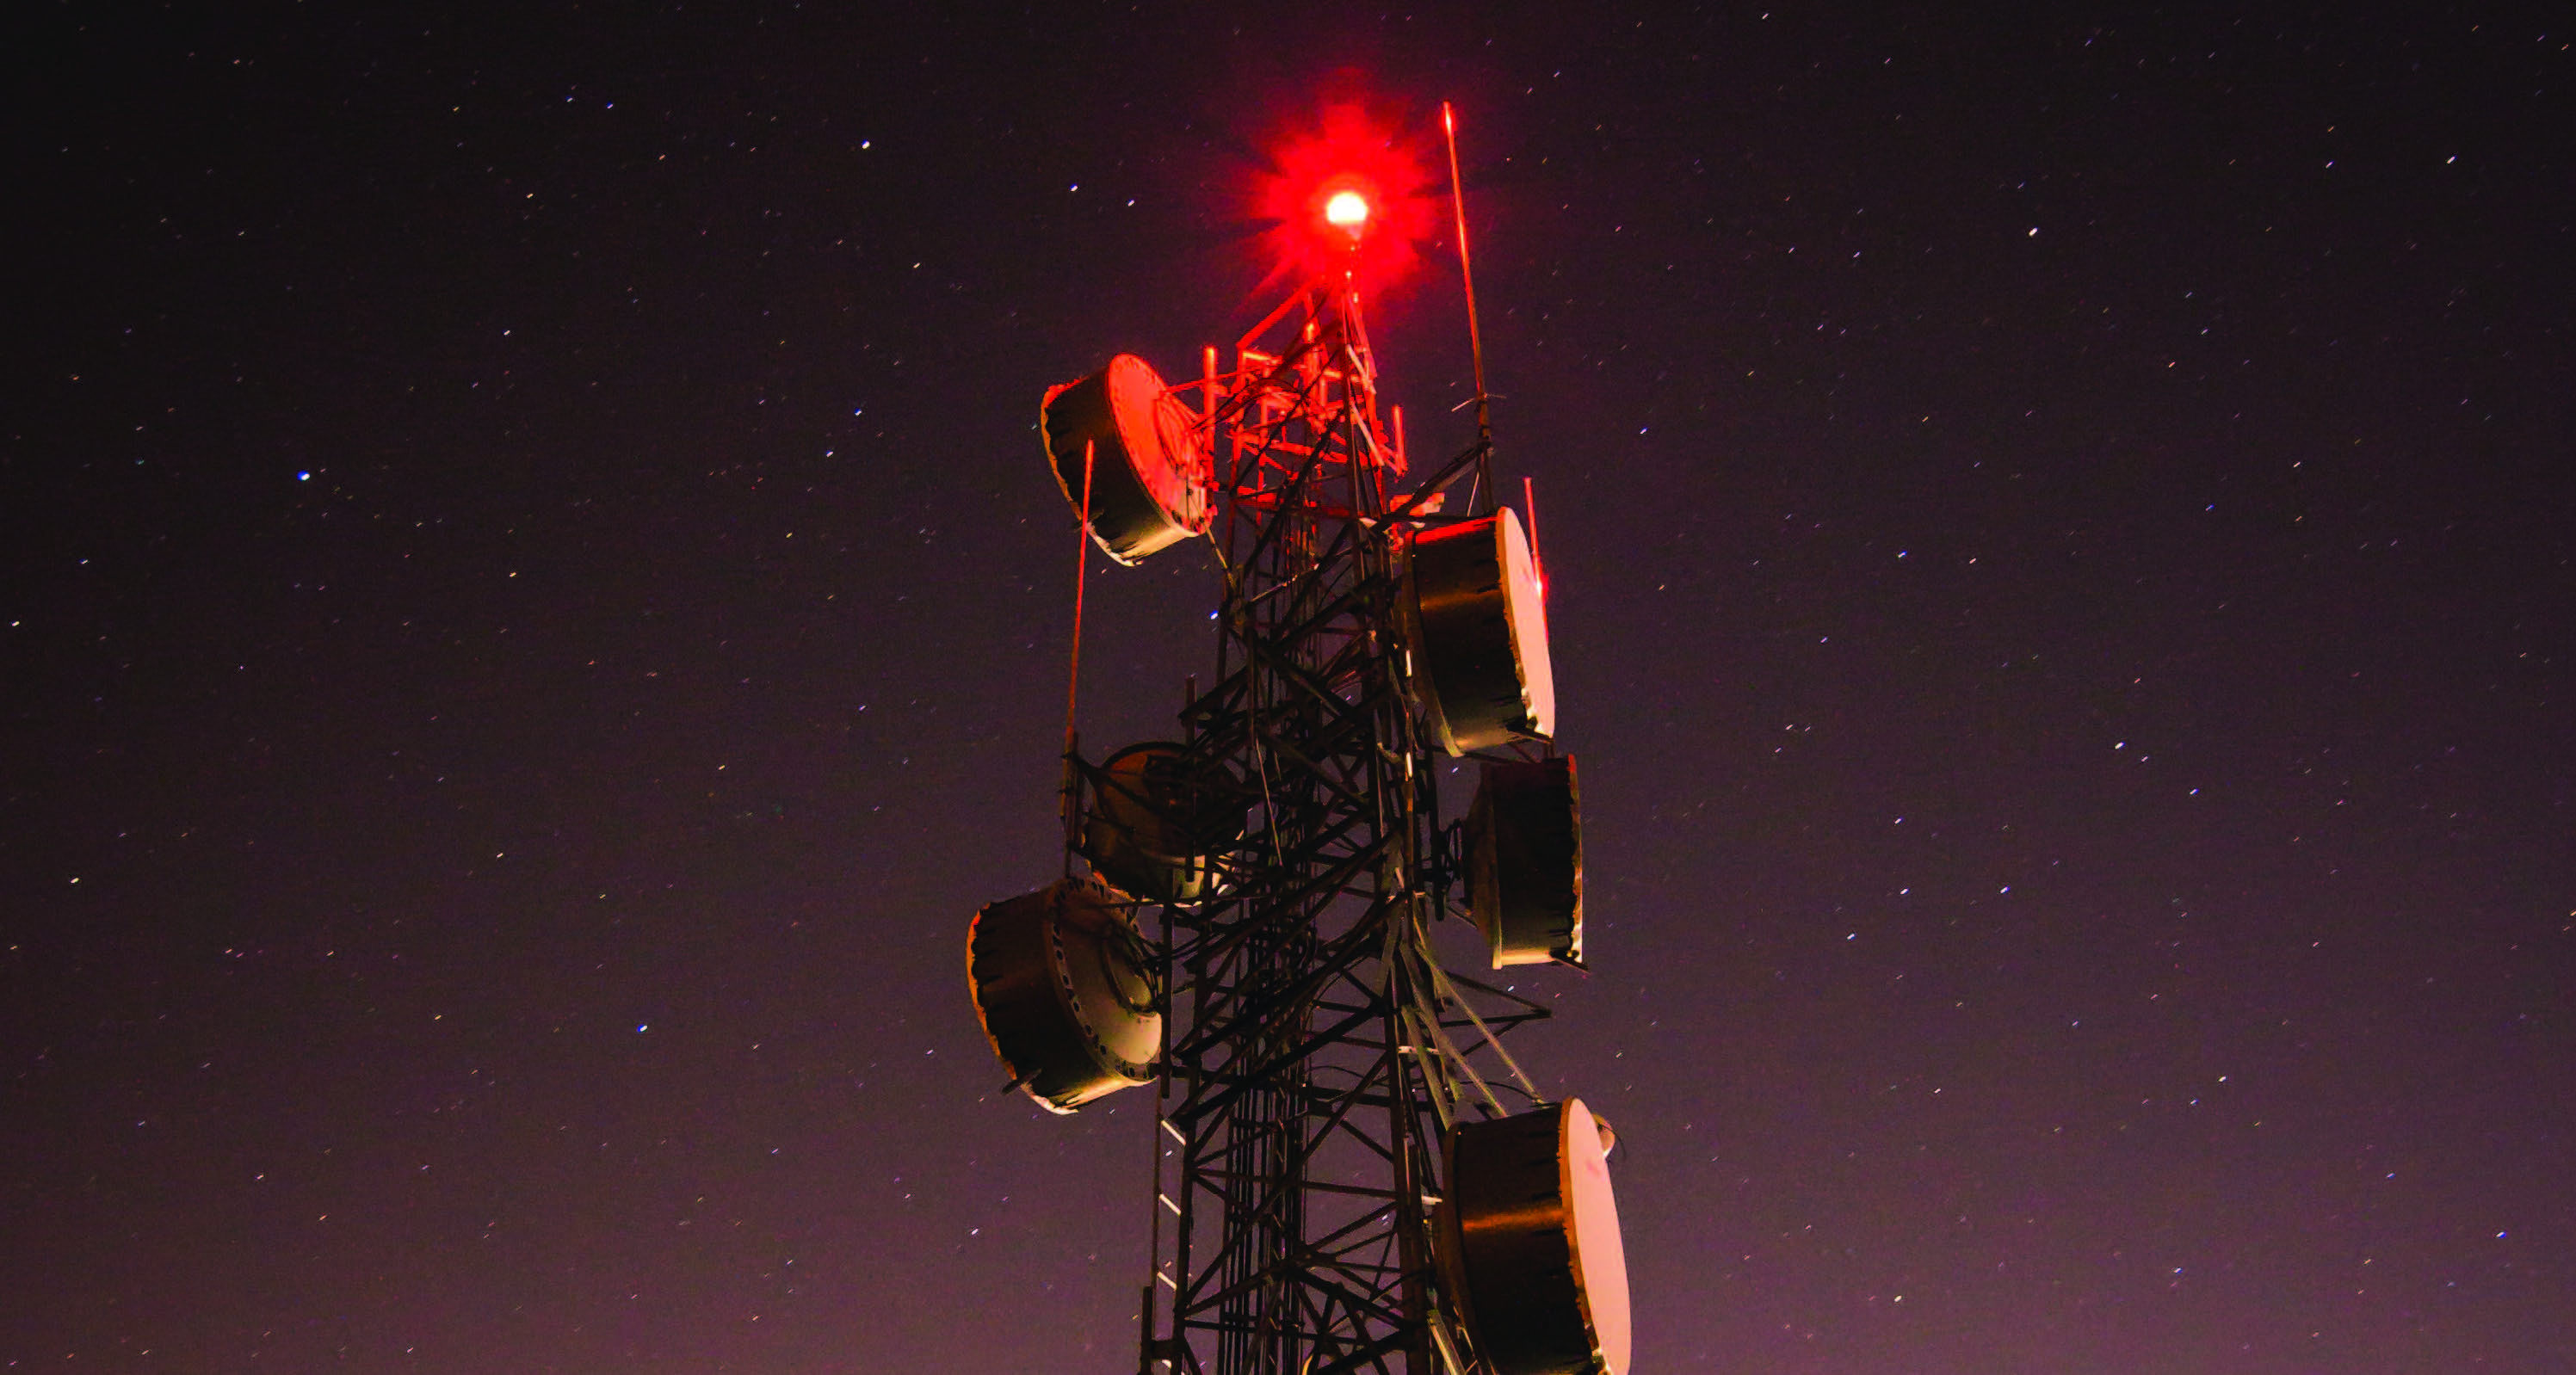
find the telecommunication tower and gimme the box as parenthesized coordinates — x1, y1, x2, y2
(963, 104, 1630, 1375)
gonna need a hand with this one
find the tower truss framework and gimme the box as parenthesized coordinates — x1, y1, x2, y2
(1068, 278, 1551, 1375)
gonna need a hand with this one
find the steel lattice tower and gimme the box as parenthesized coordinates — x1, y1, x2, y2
(970, 108, 1624, 1375)
(1109, 280, 1548, 1375)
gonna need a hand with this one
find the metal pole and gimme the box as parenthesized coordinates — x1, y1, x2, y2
(1442, 102, 1493, 448)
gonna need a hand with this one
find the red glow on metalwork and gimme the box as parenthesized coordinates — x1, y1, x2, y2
(1250, 102, 1438, 288)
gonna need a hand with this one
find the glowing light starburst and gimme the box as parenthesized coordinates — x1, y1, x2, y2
(1248, 101, 1438, 290)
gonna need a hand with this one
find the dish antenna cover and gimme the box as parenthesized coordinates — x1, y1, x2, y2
(1399, 509, 1556, 754)
(1442, 1098, 1631, 1375)
(1466, 755, 1584, 967)
(1041, 355, 1212, 564)
(967, 877, 1161, 1113)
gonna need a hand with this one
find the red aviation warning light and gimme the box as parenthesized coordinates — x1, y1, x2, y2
(1324, 188, 1370, 236)
(1250, 101, 1437, 288)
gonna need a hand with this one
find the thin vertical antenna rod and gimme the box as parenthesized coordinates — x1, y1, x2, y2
(1442, 102, 1492, 447)
(1060, 440, 1096, 865)
(1065, 440, 1096, 755)
(1523, 474, 1543, 588)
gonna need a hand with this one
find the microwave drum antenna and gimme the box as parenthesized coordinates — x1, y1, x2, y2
(1399, 508, 1556, 754)
(1041, 355, 1213, 564)
(1466, 755, 1584, 967)
(1082, 741, 1242, 903)
(966, 877, 1161, 1113)
(1442, 1098, 1632, 1375)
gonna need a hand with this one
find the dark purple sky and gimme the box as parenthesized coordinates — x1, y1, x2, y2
(8, 5, 2570, 1371)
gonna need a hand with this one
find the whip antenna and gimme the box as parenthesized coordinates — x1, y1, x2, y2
(1442, 102, 1493, 448)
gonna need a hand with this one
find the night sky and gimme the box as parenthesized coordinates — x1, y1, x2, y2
(9, 5, 2573, 1371)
